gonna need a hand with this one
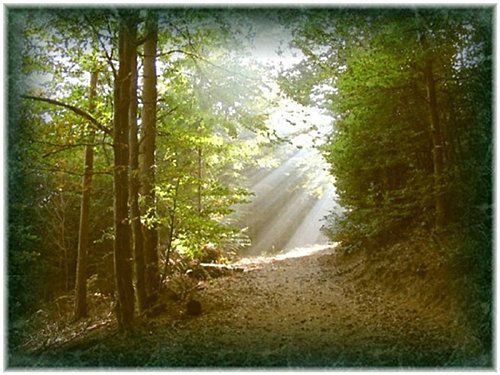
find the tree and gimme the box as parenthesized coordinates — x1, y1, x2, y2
(17, 11, 115, 314)
(417, 25, 447, 230)
(11, 7, 275, 328)
(128, 20, 147, 313)
(140, 11, 160, 300)
(74, 69, 99, 319)
(282, 9, 491, 242)
(112, 11, 137, 329)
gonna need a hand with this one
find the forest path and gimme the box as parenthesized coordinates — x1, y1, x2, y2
(13, 244, 483, 367)
(136, 244, 478, 367)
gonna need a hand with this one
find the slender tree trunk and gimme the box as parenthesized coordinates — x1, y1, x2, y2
(163, 178, 180, 280)
(196, 119, 203, 214)
(140, 11, 159, 298)
(197, 147, 202, 215)
(128, 26, 148, 313)
(74, 70, 98, 319)
(113, 12, 136, 329)
(60, 196, 69, 291)
(423, 58, 446, 230)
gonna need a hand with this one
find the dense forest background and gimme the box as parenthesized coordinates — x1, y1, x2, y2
(7, 7, 493, 367)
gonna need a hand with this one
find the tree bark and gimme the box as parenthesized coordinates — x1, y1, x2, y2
(140, 11, 160, 299)
(416, 21, 447, 230)
(113, 12, 136, 329)
(197, 144, 202, 214)
(60, 194, 69, 291)
(423, 58, 446, 230)
(74, 70, 98, 319)
(163, 177, 180, 280)
(128, 25, 148, 313)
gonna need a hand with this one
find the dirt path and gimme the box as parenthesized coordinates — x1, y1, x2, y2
(11, 245, 486, 368)
(172, 245, 478, 367)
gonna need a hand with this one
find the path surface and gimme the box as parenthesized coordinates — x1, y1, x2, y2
(171, 245, 476, 367)
(12, 245, 485, 368)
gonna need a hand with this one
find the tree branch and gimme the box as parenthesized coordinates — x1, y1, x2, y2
(41, 141, 112, 158)
(33, 139, 112, 147)
(21, 95, 111, 136)
(31, 163, 113, 178)
(154, 48, 198, 58)
(83, 14, 117, 78)
(136, 30, 153, 47)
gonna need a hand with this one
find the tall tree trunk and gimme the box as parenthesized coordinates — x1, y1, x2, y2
(140, 11, 159, 299)
(113, 12, 136, 329)
(74, 70, 98, 319)
(423, 58, 446, 230)
(417, 21, 447, 230)
(129, 25, 147, 313)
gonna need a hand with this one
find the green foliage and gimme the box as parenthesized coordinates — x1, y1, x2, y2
(283, 7, 492, 350)
(154, 37, 271, 259)
(8, 105, 46, 317)
(284, 8, 492, 246)
(9, 7, 275, 319)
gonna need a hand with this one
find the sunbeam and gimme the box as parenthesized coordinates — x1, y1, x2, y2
(235, 105, 339, 256)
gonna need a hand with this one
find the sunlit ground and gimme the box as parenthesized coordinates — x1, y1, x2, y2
(234, 243, 337, 268)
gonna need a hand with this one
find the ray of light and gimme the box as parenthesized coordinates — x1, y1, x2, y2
(284, 185, 337, 250)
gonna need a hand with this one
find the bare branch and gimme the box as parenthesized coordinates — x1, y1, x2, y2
(21, 95, 111, 136)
